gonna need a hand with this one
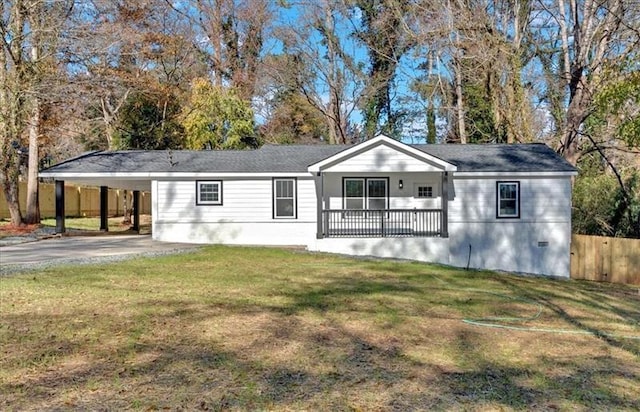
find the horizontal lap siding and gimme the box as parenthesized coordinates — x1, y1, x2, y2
(156, 178, 316, 222)
(323, 145, 443, 173)
(448, 176, 571, 223)
(447, 175, 573, 277)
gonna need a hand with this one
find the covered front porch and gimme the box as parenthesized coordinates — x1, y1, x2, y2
(308, 137, 455, 240)
(314, 170, 451, 239)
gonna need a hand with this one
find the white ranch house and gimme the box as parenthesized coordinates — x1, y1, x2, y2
(40, 135, 577, 277)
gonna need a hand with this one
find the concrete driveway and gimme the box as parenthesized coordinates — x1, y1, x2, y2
(0, 235, 200, 269)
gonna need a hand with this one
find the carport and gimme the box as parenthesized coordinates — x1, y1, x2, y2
(40, 155, 152, 234)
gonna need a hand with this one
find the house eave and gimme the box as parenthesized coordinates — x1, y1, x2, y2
(38, 171, 314, 179)
(453, 171, 578, 177)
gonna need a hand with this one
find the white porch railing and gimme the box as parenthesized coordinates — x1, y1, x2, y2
(321, 209, 443, 238)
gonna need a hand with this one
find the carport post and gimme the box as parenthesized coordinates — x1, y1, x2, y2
(55, 180, 65, 234)
(132, 190, 140, 233)
(100, 186, 108, 232)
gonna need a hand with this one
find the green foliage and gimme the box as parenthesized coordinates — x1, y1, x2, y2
(458, 77, 505, 143)
(353, 0, 412, 140)
(426, 106, 437, 144)
(573, 156, 640, 238)
(113, 92, 185, 150)
(591, 71, 640, 148)
(180, 79, 257, 150)
(261, 91, 329, 144)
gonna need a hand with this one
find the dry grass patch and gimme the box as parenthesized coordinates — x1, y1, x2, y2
(1, 246, 639, 410)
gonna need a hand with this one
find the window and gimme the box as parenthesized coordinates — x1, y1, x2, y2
(344, 179, 365, 209)
(196, 181, 222, 205)
(497, 181, 520, 218)
(343, 178, 388, 210)
(416, 185, 433, 198)
(273, 178, 296, 218)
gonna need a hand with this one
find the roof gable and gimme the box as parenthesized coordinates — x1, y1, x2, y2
(308, 135, 457, 173)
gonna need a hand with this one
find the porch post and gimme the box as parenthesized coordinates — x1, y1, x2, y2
(315, 172, 324, 239)
(132, 190, 140, 233)
(100, 186, 109, 232)
(441, 172, 449, 238)
(55, 180, 65, 234)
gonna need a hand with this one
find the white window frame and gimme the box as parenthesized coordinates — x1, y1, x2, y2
(415, 185, 434, 198)
(196, 180, 222, 205)
(496, 181, 520, 218)
(273, 178, 297, 219)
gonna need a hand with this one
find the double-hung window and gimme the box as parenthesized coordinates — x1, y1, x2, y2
(343, 178, 388, 210)
(196, 181, 222, 205)
(497, 181, 520, 218)
(273, 178, 297, 219)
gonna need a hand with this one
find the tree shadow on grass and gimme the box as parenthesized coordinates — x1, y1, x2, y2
(3, 260, 640, 410)
(493, 276, 640, 358)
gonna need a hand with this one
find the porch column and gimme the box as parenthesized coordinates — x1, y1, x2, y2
(315, 172, 324, 239)
(55, 180, 65, 234)
(100, 186, 109, 232)
(132, 190, 140, 233)
(441, 172, 449, 238)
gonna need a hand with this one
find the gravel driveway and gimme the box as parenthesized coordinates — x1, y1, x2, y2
(0, 235, 201, 275)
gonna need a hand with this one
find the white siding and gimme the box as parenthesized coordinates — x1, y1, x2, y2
(448, 222, 571, 278)
(149, 170, 573, 278)
(448, 176, 571, 223)
(447, 174, 573, 277)
(152, 177, 318, 245)
(155, 177, 317, 223)
(323, 145, 445, 173)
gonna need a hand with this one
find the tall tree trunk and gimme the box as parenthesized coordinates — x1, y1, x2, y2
(560, 88, 590, 166)
(25, 98, 41, 224)
(453, 57, 467, 144)
(0, 0, 25, 226)
(426, 103, 436, 144)
(25, 33, 41, 225)
(1, 154, 24, 226)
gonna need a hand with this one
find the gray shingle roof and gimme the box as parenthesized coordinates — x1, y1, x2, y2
(41, 142, 575, 175)
(412, 144, 577, 172)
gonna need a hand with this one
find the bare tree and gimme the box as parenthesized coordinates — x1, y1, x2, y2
(1, 0, 73, 225)
(534, 0, 639, 165)
(271, 0, 366, 144)
(165, 0, 271, 101)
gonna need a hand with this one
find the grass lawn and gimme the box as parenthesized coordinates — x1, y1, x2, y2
(1, 246, 639, 410)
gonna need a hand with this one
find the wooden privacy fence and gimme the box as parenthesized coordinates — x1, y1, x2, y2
(571, 234, 640, 285)
(0, 182, 151, 219)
